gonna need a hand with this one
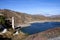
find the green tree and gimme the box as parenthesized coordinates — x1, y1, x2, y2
(0, 16, 5, 25)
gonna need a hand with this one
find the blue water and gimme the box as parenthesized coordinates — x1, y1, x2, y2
(21, 22, 60, 35)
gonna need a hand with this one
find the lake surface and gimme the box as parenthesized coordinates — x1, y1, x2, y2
(21, 22, 60, 35)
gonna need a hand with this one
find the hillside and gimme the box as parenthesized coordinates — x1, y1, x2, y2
(0, 9, 60, 27)
(0, 9, 47, 26)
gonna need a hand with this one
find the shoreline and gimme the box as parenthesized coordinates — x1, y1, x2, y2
(18, 20, 60, 27)
(28, 20, 60, 24)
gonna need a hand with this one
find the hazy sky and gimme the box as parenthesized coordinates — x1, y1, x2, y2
(0, 0, 60, 16)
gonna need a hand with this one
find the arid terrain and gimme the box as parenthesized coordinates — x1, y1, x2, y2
(0, 9, 60, 27)
(0, 9, 60, 40)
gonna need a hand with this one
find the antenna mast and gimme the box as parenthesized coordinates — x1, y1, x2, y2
(12, 17, 14, 29)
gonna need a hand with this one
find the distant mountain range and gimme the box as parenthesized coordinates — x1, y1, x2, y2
(0, 9, 60, 26)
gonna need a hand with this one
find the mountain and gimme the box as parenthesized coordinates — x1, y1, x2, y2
(0, 9, 46, 26)
(0, 9, 60, 27)
(24, 27, 60, 40)
(49, 15, 60, 20)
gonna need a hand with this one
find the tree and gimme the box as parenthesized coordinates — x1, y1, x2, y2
(0, 16, 5, 25)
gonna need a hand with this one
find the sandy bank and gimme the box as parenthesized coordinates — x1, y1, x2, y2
(17, 20, 60, 27)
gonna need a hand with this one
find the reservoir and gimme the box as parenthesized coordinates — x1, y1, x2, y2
(21, 22, 60, 34)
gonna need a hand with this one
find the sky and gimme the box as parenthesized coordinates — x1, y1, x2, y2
(0, 0, 60, 16)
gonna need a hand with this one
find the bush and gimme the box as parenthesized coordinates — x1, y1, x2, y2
(0, 16, 5, 25)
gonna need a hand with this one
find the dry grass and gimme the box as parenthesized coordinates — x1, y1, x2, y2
(0, 29, 29, 40)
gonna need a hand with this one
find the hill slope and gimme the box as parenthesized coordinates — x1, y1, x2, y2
(0, 9, 47, 26)
(0, 9, 60, 27)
